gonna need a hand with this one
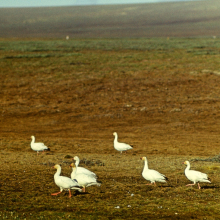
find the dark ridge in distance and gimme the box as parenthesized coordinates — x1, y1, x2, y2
(0, 0, 219, 38)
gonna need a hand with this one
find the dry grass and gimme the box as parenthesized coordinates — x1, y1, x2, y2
(1, 151, 220, 219)
(1, 38, 220, 219)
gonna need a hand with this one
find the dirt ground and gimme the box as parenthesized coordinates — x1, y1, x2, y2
(1, 39, 220, 219)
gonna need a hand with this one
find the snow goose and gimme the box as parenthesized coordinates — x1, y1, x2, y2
(73, 156, 97, 178)
(141, 157, 168, 186)
(113, 132, 133, 153)
(70, 162, 101, 192)
(30, 136, 50, 155)
(183, 161, 211, 189)
(51, 164, 82, 198)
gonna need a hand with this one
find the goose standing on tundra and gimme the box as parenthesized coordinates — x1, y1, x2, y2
(113, 132, 133, 153)
(70, 161, 101, 192)
(183, 161, 211, 189)
(141, 157, 168, 186)
(73, 156, 97, 178)
(30, 136, 50, 155)
(51, 164, 82, 198)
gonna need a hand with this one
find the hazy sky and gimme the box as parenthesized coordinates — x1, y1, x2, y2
(0, 0, 199, 8)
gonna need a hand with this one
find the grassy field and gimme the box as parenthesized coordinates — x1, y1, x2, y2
(1, 38, 220, 219)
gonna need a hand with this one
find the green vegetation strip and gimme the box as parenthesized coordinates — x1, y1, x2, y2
(1, 38, 220, 52)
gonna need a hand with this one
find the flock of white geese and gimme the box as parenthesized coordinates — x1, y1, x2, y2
(30, 133, 211, 198)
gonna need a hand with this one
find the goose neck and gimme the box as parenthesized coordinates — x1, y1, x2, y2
(144, 158, 149, 170)
(75, 160, 79, 168)
(31, 136, 35, 143)
(73, 166, 77, 175)
(114, 134, 118, 143)
(185, 163, 190, 171)
(54, 167, 61, 178)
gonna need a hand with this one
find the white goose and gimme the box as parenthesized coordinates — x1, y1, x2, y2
(30, 136, 50, 155)
(141, 157, 168, 186)
(183, 161, 211, 189)
(113, 132, 133, 153)
(70, 162, 101, 192)
(51, 164, 82, 198)
(73, 156, 97, 178)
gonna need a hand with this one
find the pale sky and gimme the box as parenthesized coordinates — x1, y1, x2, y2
(0, 0, 199, 8)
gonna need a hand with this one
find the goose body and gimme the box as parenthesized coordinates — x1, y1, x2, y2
(70, 161, 101, 192)
(30, 136, 50, 155)
(51, 164, 82, 198)
(73, 156, 97, 178)
(113, 132, 133, 153)
(183, 161, 211, 189)
(141, 157, 168, 186)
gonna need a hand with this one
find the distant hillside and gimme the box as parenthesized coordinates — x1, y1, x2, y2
(0, 0, 220, 38)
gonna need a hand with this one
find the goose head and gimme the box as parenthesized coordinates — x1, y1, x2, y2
(52, 164, 61, 169)
(73, 156, 79, 161)
(183, 161, 190, 165)
(69, 163, 76, 168)
(113, 132, 117, 136)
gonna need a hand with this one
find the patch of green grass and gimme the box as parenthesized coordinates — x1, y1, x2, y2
(1, 38, 220, 52)
(2, 52, 81, 59)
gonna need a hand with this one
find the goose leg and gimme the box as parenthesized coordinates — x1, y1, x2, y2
(197, 183, 201, 189)
(146, 183, 154, 186)
(68, 190, 72, 198)
(51, 191, 62, 196)
(186, 183, 196, 187)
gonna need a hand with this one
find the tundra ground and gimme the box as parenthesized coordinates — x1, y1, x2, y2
(1, 39, 220, 219)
